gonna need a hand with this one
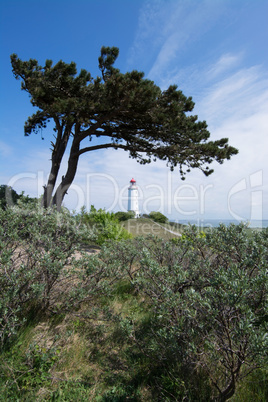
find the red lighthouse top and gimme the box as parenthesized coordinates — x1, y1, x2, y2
(130, 178, 136, 183)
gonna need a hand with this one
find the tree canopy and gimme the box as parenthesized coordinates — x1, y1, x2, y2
(11, 47, 238, 209)
(0, 185, 36, 209)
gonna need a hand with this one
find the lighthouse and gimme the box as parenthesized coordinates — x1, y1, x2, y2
(128, 178, 140, 218)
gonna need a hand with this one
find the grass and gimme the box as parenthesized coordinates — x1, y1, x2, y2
(2, 278, 267, 401)
(121, 217, 184, 239)
(1, 216, 267, 400)
(0, 276, 154, 401)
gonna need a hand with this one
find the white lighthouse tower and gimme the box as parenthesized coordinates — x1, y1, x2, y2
(128, 178, 140, 218)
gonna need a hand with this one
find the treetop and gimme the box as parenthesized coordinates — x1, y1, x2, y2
(10, 46, 238, 207)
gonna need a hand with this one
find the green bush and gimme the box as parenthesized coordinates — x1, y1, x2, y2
(0, 185, 20, 209)
(114, 211, 135, 221)
(0, 185, 37, 209)
(0, 341, 60, 399)
(0, 206, 81, 347)
(0, 204, 121, 349)
(1, 205, 267, 401)
(77, 205, 132, 245)
(103, 225, 268, 401)
(149, 211, 168, 224)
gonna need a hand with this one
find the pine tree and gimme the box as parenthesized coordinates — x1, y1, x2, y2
(11, 47, 238, 209)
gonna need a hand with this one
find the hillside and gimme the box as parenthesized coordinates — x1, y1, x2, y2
(120, 217, 184, 239)
(1, 207, 267, 401)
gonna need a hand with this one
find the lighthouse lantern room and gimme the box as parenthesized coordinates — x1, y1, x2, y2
(128, 178, 140, 218)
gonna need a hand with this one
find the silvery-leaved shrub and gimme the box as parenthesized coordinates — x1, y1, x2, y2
(107, 225, 268, 401)
(0, 204, 82, 348)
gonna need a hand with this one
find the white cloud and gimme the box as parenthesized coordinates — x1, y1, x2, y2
(128, 0, 225, 81)
(6, 54, 267, 221)
(200, 65, 268, 128)
(3, 117, 266, 221)
(3, 0, 267, 222)
(195, 61, 268, 221)
(206, 53, 243, 80)
(0, 140, 13, 157)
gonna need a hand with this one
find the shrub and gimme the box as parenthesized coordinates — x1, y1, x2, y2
(0, 185, 37, 209)
(0, 206, 83, 346)
(149, 211, 168, 224)
(114, 211, 135, 221)
(104, 225, 268, 401)
(77, 206, 132, 245)
(0, 204, 121, 348)
(0, 185, 21, 209)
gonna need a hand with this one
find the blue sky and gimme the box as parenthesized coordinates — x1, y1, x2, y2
(0, 0, 267, 223)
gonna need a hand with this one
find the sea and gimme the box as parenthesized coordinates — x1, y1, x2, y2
(173, 219, 268, 229)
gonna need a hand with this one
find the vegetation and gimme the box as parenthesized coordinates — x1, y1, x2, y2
(149, 210, 168, 223)
(77, 205, 132, 245)
(114, 211, 135, 221)
(0, 185, 36, 209)
(120, 216, 183, 240)
(11, 46, 238, 209)
(0, 202, 267, 400)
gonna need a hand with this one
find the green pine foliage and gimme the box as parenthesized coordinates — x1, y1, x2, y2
(10, 47, 238, 209)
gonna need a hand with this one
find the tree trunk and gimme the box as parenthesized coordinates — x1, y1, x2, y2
(42, 123, 71, 208)
(43, 160, 61, 208)
(215, 375, 236, 402)
(52, 137, 80, 210)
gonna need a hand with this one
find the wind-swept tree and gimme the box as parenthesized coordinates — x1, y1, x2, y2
(11, 47, 238, 209)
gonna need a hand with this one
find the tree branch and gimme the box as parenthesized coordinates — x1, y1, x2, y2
(77, 142, 132, 156)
